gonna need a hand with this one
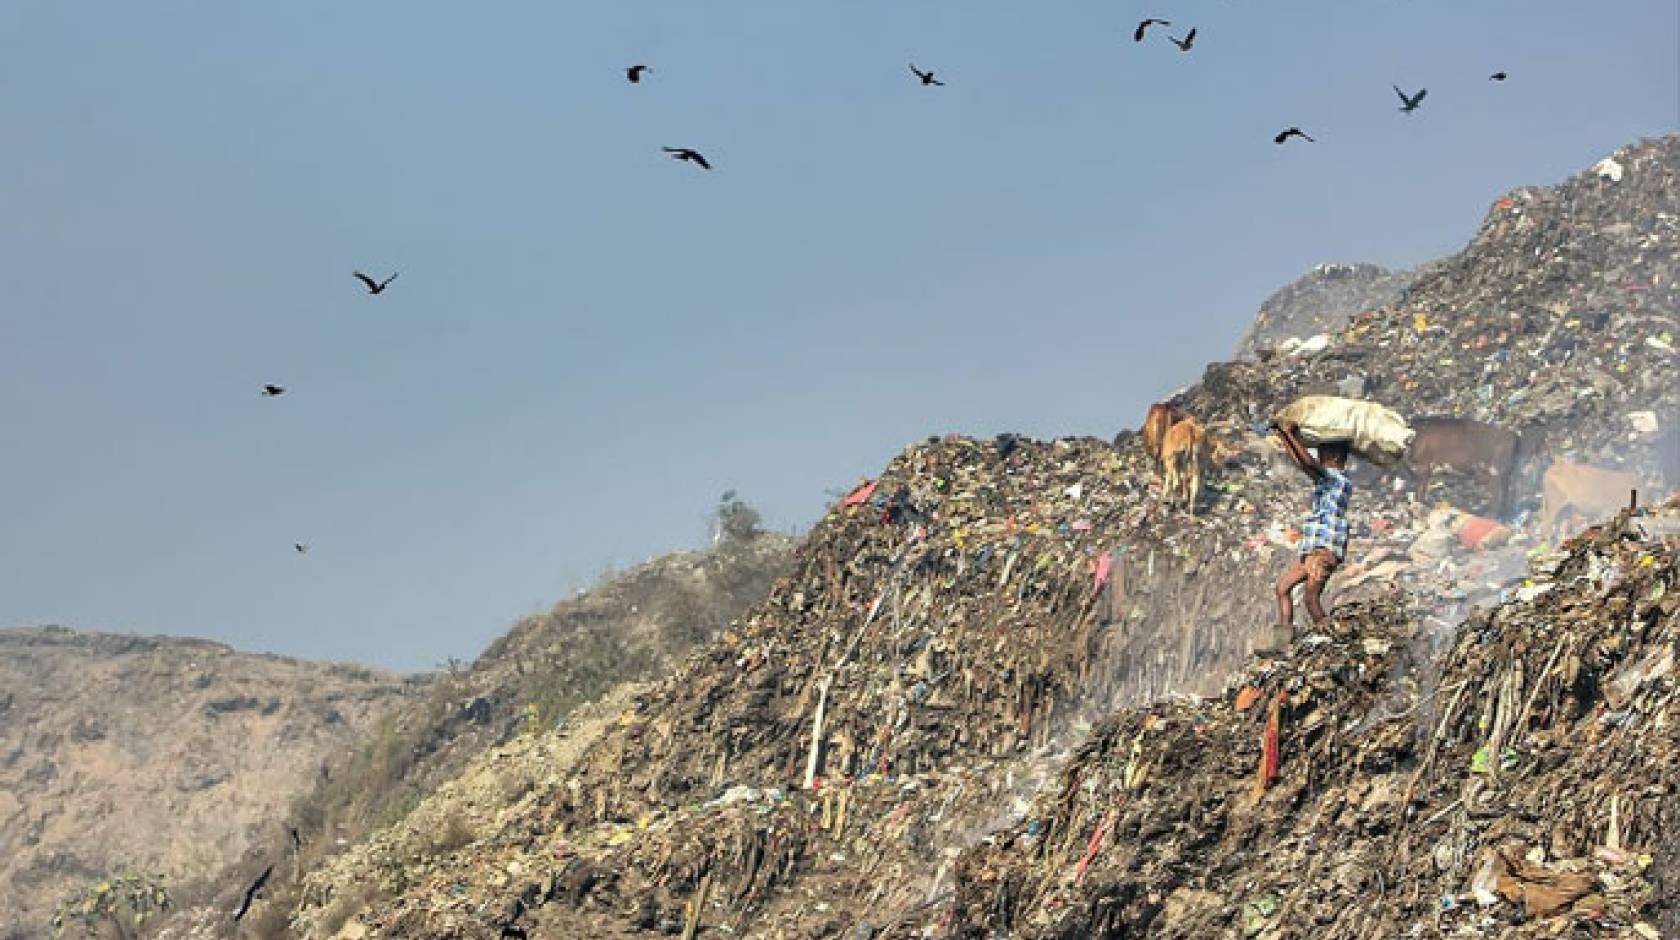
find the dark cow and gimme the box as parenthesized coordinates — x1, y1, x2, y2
(1404, 417, 1543, 520)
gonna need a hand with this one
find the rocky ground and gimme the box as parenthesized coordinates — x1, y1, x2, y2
(0, 628, 413, 939)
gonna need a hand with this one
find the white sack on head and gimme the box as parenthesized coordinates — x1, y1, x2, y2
(1274, 395, 1415, 466)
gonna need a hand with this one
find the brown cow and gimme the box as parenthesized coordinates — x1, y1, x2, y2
(1141, 402, 1186, 465)
(1161, 417, 1209, 512)
(1405, 417, 1542, 519)
(1539, 461, 1639, 540)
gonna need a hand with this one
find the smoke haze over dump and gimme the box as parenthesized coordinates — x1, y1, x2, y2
(0, 0, 1675, 670)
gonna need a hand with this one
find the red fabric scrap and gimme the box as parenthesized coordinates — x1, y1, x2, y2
(842, 481, 878, 507)
(1234, 686, 1262, 712)
(1074, 810, 1117, 885)
(1457, 515, 1510, 550)
(1257, 696, 1282, 794)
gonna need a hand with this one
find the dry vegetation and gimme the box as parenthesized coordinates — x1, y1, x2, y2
(149, 526, 793, 938)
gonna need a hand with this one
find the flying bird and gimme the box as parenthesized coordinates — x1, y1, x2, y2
(909, 64, 944, 86)
(294, 543, 309, 554)
(1488, 71, 1507, 81)
(663, 147, 712, 170)
(1274, 127, 1315, 144)
(261, 384, 285, 397)
(1169, 28, 1196, 52)
(1134, 18, 1170, 42)
(626, 64, 650, 83)
(1394, 85, 1427, 113)
(353, 271, 398, 295)
(232, 865, 274, 923)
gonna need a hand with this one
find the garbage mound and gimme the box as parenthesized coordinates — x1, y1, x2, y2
(287, 433, 1300, 938)
(1234, 262, 1420, 360)
(270, 136, 1678, 939)
(1183, 136, 1679, 496)
(949, 500, 1679, 939)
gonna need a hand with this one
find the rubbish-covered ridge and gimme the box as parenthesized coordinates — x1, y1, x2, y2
(1232, 262, 1420, 360)
(282, 137, 1677, 939)
(951, 503, 1679, 938)
(1184, 135, 1678, 488)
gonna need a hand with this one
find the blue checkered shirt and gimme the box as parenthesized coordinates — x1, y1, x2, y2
(1297, 468, 1353, 560)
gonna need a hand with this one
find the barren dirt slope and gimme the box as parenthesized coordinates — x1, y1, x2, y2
(0, 626, 413, 939)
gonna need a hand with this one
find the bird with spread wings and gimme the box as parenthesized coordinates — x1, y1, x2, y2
(663, 147, 712, 170)
(232, 865, 274, 923)
(909, 64, 944, 86)
(1134, 18, 1170, 42)
(353, 271, 398, 294)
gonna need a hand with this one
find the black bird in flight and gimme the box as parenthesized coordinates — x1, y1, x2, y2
(261, 384, 285, 397)
(1169, 28, 1196, 52)
(626, 64, 650, 83)
(1274, 127, 1315, 144)
(1134, 18, 1170, 42)
(1489, 71, 1508, 81)
(294, 543, 309, 554)
(663, 147, 712, 170)
(1394, 85, 1427, 113)
(233, 865, 274, 923)
(909, 64, 944, 86)
(353, 271, 398, 295)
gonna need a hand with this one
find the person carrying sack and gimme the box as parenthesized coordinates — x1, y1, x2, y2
(1267, 421, 1353, 649)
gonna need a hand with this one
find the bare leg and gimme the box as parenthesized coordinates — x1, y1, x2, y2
(1275, 559, 1309, 627)
(1303, 550, 1336, 623)
(1304, 576, 1330, 623)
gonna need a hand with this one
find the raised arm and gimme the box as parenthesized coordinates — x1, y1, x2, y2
(1272, 422, 1326, 481)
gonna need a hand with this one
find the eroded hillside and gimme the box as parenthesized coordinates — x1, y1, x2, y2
(153, 531, 794, 939)
(0, 627, 412, 939)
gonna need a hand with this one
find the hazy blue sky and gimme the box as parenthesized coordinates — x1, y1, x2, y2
(1, 1, 1674, 671)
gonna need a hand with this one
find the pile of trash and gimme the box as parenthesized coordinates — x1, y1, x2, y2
(1234, 262, 1419, 360)
(1191, 136, 1680, 493)
(266, 137, 1678, 940)
(286, 433, 1308, 938)
(948, 498, 1679, 939)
